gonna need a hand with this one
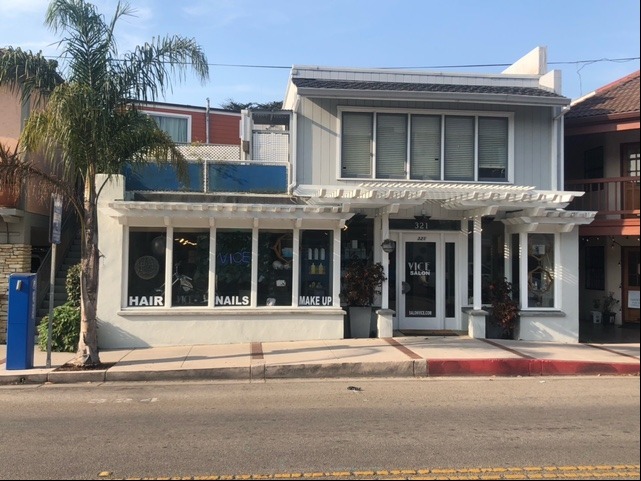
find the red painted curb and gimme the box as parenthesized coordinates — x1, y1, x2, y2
(540, 360, 640, 376)
(426, 359, 639, 377)
(427, 359, 534, 377)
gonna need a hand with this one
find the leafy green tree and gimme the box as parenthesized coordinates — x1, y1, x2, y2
(220, 99, 283, 112)
(0, 0, 209, 365)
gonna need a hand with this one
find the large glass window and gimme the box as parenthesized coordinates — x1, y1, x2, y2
(215, 230, 251, 306)
(341, 111, 509, 182)
(172, 231, 209, 306)
(148, 114, 189, 143)
(127, 230, 167, 307)
(527, 234, 555, 308)
(258, 230, 293, 306)
(300, 230, 333, 306)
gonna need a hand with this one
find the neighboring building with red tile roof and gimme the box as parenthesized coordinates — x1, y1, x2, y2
(564, 70, 640, 326)
(565, 70, 640, 130)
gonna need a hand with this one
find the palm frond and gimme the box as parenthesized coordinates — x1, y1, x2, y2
(0, 47, 62, 105)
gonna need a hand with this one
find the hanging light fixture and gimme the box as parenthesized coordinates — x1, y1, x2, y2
(381, 239, 396, 253)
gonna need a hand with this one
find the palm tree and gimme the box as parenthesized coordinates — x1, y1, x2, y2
(0, 0, 209, 365)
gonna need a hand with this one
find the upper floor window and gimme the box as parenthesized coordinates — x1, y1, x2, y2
(340, 109, 511, 182)
(147, 113, 189, 143)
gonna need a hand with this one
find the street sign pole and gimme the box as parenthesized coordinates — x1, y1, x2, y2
(46, 194, 62, 368)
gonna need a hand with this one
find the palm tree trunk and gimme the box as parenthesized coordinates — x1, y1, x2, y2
(75, 176, 101, 365)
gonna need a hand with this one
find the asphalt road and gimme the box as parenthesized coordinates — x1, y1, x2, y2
(0, 376, 639, 480)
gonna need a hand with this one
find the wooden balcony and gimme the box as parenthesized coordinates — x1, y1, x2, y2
(565, 176, 640, 236)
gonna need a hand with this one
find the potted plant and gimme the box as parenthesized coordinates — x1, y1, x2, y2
(601, 292, 620, 325)
(340, 259, 386, 338)
(486, 277, 520, 339)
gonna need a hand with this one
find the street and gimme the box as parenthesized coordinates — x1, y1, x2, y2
(0, 376, 639, 480)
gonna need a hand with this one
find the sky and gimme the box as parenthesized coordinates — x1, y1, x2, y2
(0, 0, 639, 109)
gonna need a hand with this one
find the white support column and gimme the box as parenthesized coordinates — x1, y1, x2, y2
(292, 226, 300, 306)
(208, 221, 216, 308)
(333, 226, 342, 307)
(121, 225, 129, 309)
(520, 232, 528, 310)
(381, 212, 390, 309)
(251, 219, 258, 308)
(473, 216, 482, 310)
(165, 226, 174, 308)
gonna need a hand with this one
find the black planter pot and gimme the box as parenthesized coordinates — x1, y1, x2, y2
(486, 319, 511, 339)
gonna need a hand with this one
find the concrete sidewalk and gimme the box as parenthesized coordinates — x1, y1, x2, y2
(1, 336, 639, 385)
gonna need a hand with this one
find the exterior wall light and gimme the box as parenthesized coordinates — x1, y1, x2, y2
(381, 239, 396, 253)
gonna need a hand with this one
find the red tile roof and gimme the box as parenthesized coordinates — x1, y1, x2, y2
(566, 70, 640, 119)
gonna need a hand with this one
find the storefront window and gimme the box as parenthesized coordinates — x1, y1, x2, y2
(481, 219, 505, 304)
(299, 230, 333, 306)
(258, 230, 293, 306)
(215, 230, 251, 307)
(172, 231, 209, 306)
(127, 230, 167, 307)
(527, 233, 555, 308)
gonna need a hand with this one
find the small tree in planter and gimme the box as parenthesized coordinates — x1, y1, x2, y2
(486, 277, 520, 339)
(601, 292, 620, 324)
(340, 259, 386, 338)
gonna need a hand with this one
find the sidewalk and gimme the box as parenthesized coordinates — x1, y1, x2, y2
(1, 335, 639, 385)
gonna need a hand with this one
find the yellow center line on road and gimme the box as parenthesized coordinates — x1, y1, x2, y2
(110, 464, 641, 480)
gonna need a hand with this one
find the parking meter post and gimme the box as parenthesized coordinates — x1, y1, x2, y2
(46, 194, 62, 369)
(46, 243, 56, 368)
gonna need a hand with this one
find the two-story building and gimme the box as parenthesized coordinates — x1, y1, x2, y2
(95, 47, 594, 348)
(564, 71, 640, 328)
(1, 83, 61, 342)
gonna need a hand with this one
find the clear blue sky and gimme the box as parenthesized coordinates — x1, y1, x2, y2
(1, 0, 639, 109)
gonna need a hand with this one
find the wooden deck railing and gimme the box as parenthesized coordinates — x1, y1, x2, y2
(565, 176, 640, 218)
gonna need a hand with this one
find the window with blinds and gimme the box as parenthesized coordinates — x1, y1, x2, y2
(341, 112, 373, 178)
(478, 117, 508, 180)
(376, 114, 407, 179)
(444, 116, 474, 181)
(340, 110, 509, 182)
(410, 115, 441, 180)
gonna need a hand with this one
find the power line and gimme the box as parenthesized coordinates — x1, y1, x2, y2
(42, 55, 640, 70)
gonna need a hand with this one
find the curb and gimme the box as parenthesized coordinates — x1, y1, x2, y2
(1, 359, 638, 385)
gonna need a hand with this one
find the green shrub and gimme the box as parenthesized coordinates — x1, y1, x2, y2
(38, 263, 81, 352)
(38, 304, 80, 352)
(65, 263, 82, 308)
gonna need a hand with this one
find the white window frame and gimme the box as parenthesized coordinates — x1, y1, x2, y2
(337, 106, 514, 184)
(141, 110, 192, 143)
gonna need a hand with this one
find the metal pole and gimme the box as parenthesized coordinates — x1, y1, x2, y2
(46, 242, 56, 368)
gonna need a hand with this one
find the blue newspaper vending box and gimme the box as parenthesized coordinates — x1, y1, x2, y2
(6, 273, 37, 370)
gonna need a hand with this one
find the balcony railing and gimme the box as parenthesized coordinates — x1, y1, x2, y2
(123, 142, 289, 195)
(565, 176, 640, 218)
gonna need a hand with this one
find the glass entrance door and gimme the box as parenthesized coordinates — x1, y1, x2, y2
(398, 233, 458, 330)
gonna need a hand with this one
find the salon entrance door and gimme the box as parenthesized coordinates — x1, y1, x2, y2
(398, 233, 458, 331)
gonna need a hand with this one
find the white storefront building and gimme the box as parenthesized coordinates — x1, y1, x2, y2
(96, 47, 594, 348)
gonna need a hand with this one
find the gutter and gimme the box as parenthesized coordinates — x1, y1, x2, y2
(287, 95, 300, 195)
(551, 106, 571, 190)
(295, 88, 571, 107)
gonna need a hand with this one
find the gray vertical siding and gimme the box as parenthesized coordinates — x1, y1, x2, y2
(295, 97, 554, 190)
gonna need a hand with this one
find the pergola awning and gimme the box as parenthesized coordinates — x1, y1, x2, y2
(294, 183, 586, 214)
